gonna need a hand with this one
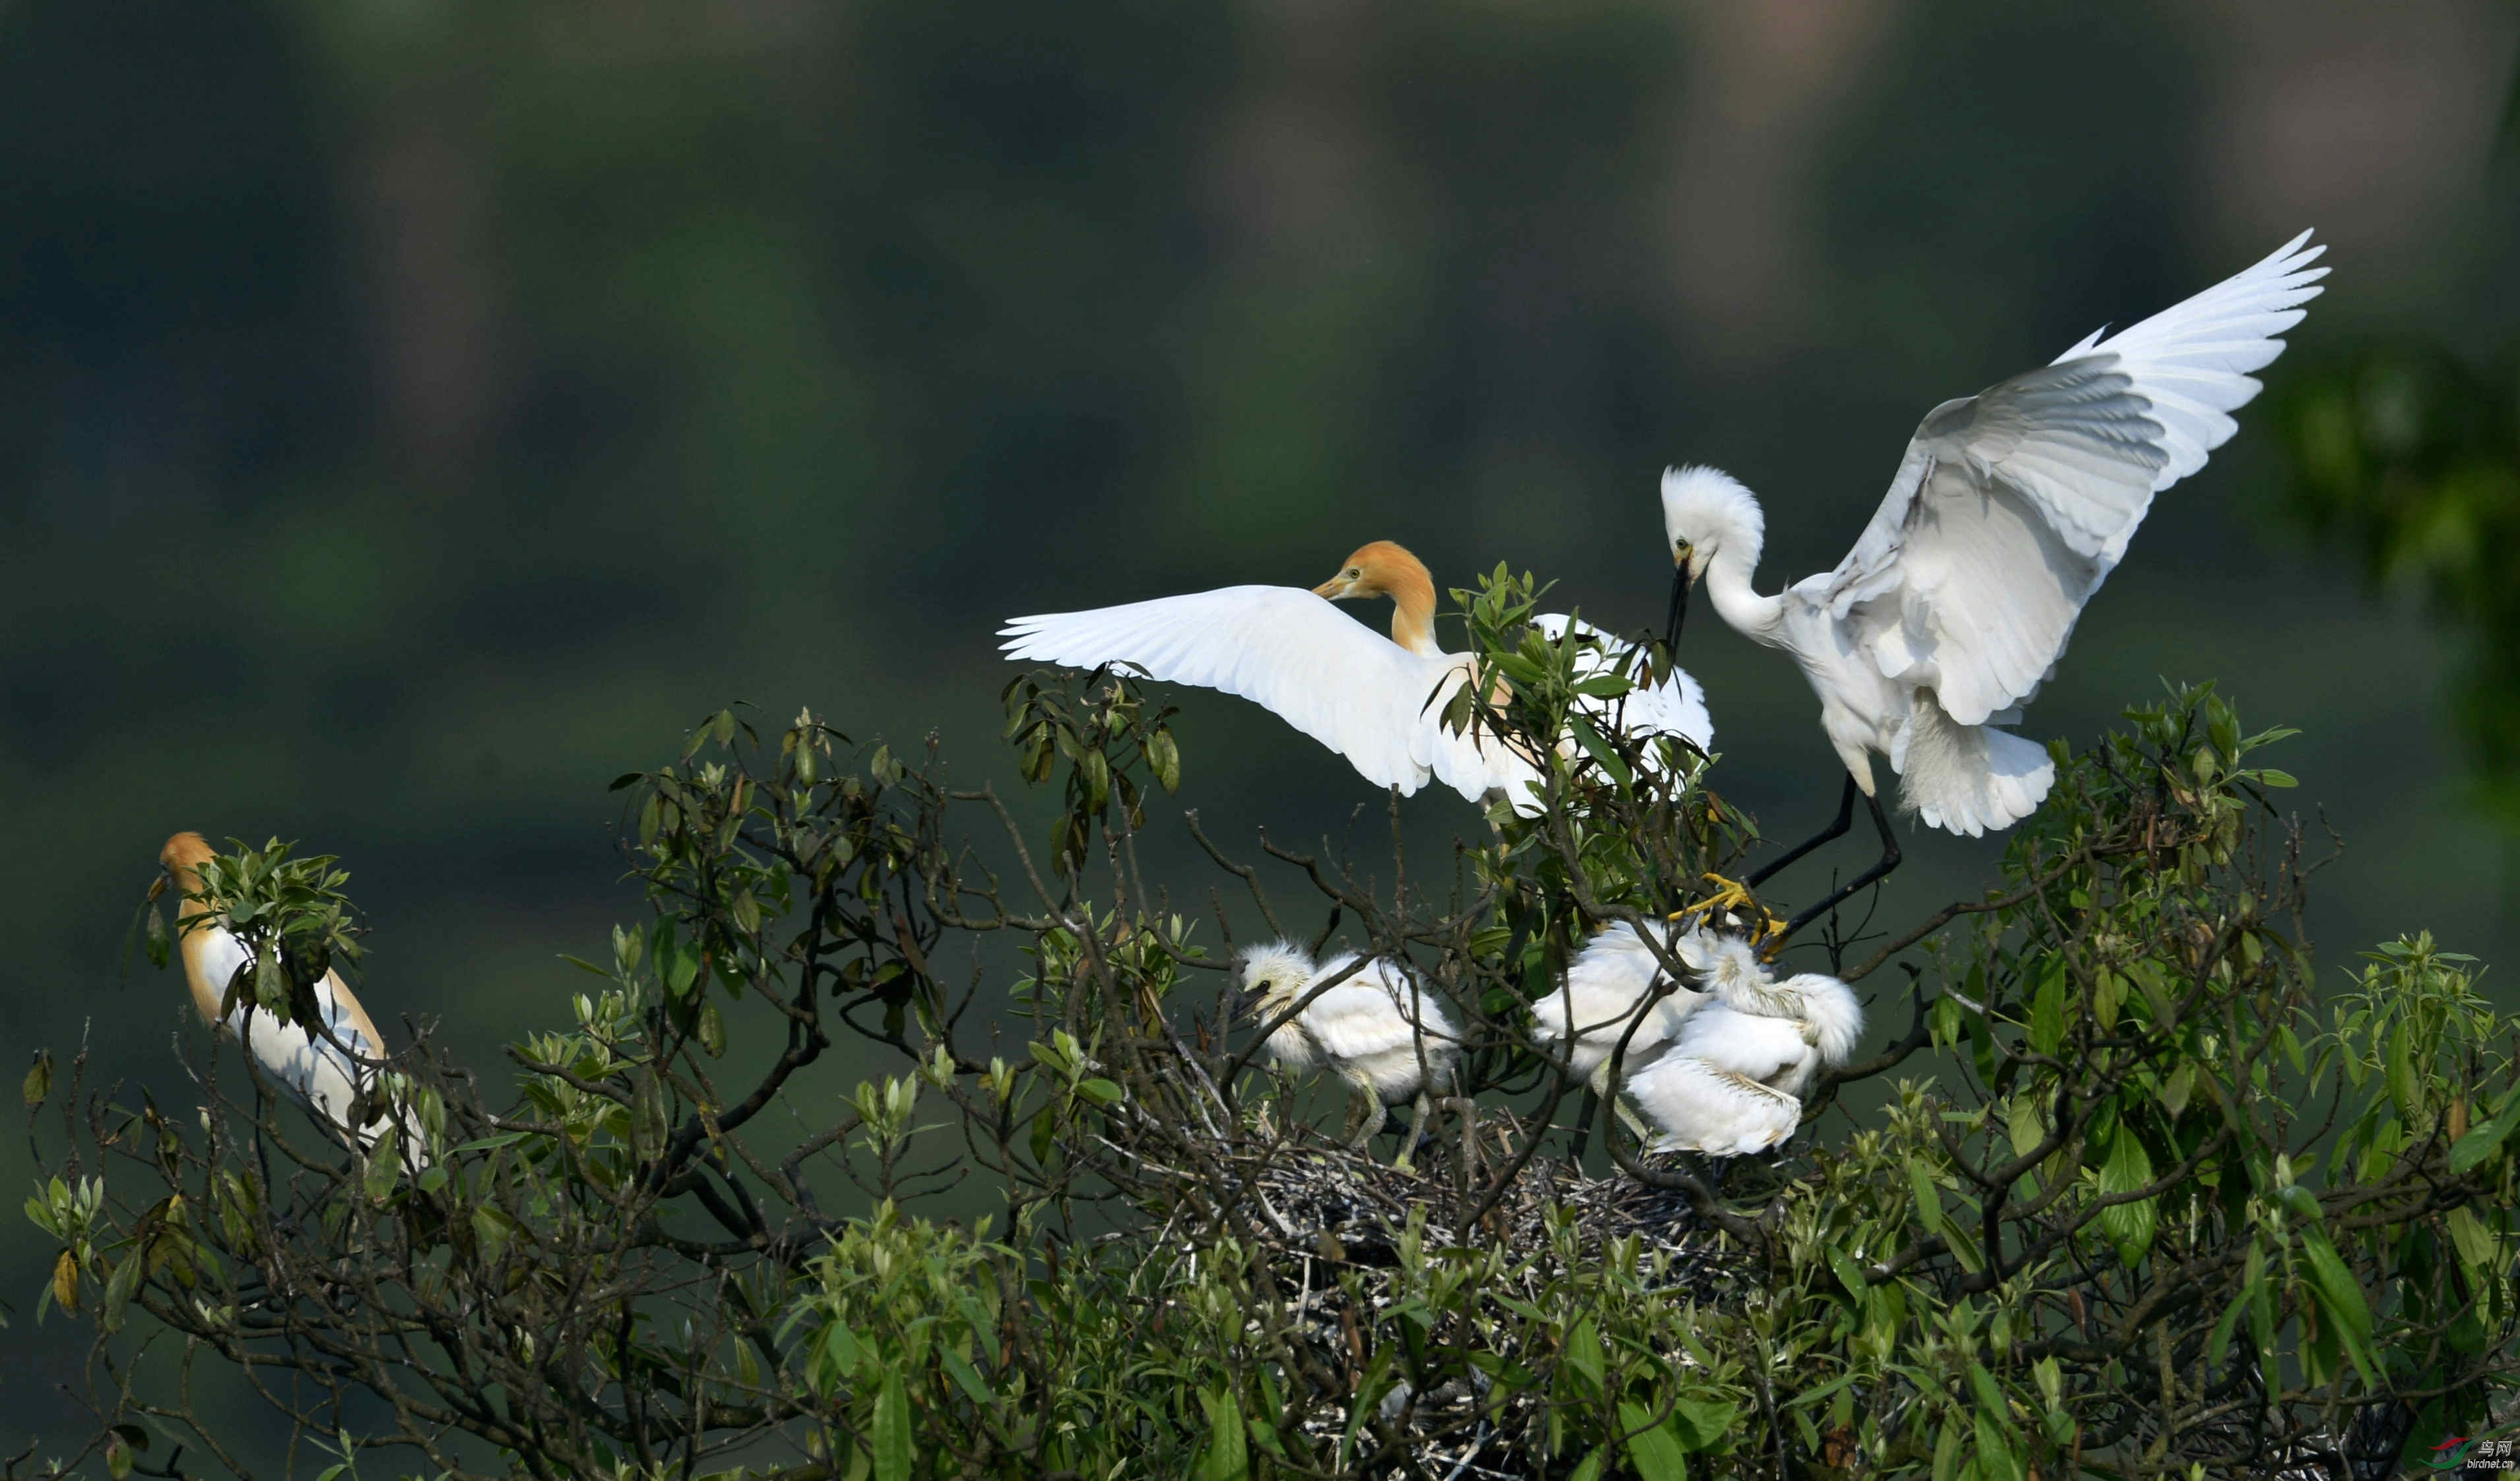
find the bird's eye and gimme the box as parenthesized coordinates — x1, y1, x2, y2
(1345, 568, 1361, 580)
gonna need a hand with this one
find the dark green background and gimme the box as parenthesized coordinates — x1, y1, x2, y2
(5, 0, 2515, 1459)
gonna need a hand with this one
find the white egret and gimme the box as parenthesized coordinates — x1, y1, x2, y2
(1001, 541, 1711, 816)
(1660, 232, 2327, 926)
(1624, 933, 1863, 1157)
(1236, 940, 1458, 1162)
(158, 832, 429, 1172)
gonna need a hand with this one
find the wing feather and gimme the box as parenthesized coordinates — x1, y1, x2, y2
(1816, 233, 2326, 727)
(1002, 586, 1476, 800)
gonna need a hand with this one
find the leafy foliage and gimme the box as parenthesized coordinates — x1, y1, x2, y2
(19, 582, 2520, 1479)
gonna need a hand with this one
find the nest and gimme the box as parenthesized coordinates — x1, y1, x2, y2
(1094, 1104, 1772, 1479)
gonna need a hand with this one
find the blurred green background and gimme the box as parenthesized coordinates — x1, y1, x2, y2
(5, 0, 2518, 1456)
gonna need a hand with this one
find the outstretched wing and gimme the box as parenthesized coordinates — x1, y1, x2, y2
(1001, 585, 1509, 804)
(1813, 231, 2327, 727)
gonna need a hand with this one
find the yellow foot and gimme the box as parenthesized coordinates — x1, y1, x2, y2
(1669, 872, 1790, 947)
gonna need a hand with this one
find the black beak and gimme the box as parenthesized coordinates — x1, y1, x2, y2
(1664, 566, 1692, 650)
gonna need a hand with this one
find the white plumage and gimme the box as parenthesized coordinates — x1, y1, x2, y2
(1002, 541, 1710, 817)
(1625, 934, 1863, 1157)
(1662, 232, 2327, 837)
(1529, 920, 1708, 1092)
(161, 833, 429, 1174)
(1237, 940, 1457, 1157)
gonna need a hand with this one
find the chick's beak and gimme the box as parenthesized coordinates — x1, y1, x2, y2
(146, 874, 167, 903)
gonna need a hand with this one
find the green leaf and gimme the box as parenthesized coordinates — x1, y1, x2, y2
(1076, 1077, 1124, 1107)
(1618, 1399, 1688, 1481)
(2005, 1095, 2045, 1161)
(100, 1249, 144, 1333)
(2027, 956, 2065, 1056)
(2205, 1284, 2250, 1372)
(2447, 1087, 2520, 1174)
(2445, 1205, 2499, 1277)
(1973, 1410, 2022, 1481)
(1906, 1161, 1944, 1237)
(1195, 1388, 1249, 1481)
(1563, 1316, 1605, 1393)
(940, 1346, 991, 1405)
(2097, 1132, 2157, 1265)
(363, 1128, 402, 1205)
(872, 1366, 913, 1481)
(1565, 716, 1633, 789)
(22, 1052, 50, 1110)
(1565, 1451, 1605, 1481)
(2298, 1227, 2380, 1385)
(1826, 1247, 1869, 1298)
(1669, 1397, 1738, 1452)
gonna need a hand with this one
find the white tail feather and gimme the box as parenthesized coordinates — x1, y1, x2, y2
(1893, 690, 2055, 837)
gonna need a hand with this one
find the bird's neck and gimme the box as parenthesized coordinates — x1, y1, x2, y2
(1705, 547, 1785, 643)
(171, 885, 229, 1025)
(1381, 565, 1442, 657)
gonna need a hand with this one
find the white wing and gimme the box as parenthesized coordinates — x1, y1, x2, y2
(1672, 1003, 1814, 1085)
(1812, 232, 2327, 727)
(1530, 615, 1714, 754)
(1627, 1050, 1803, 1157)
(1002, 586, 1522, 806)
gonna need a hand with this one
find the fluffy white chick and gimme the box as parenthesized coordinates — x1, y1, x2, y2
(1626, 933, 1863, 1157)
(1238, 941, 1458, 1163)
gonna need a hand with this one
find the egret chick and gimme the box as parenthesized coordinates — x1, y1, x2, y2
(1530, 921, 1710, 1135)
(1625, 934, 1862, 1157)
(158, 833, 429, 1173)
(1237, 941, 1458, 1165)
(1660, 232, 2327, 927)
(1003, 541, 1710, 816)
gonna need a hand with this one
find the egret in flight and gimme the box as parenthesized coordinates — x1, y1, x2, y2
(1236, 940, 1458, 1164)
(158, 833, 428, 1172)
(1623, 932, 1862, 1157)
(1660, 232, 2327, 927)
(1002, 541, 1710, 816)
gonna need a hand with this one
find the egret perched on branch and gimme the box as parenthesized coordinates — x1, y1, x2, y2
(1236, 940, 1458, 1164)
(1624, 933, 1862, 1157)
(1660, 232, 2327, 928)
(1002, 541, 1710, 816)
(156, 833, 428, 1172)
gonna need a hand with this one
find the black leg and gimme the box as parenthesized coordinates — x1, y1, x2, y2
(1745, 773, 1859, 888)
(1782, 790, 1903, 937)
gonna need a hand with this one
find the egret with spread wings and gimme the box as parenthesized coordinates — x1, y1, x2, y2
(1660, 231, 2327, 928)
(1002, 541, 1710, 816)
